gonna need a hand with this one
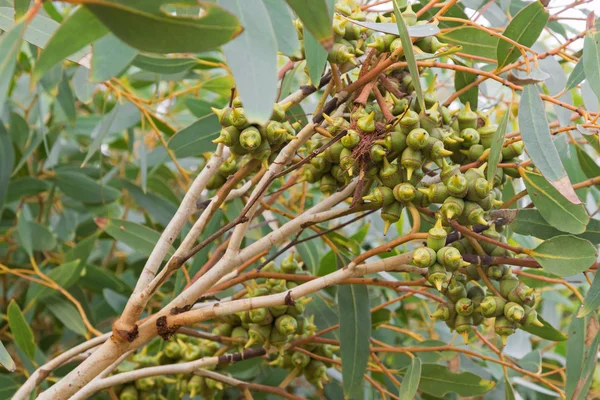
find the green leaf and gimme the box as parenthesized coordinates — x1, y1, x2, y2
(518, 350, 541, 372)
(28, 260, 83, 301)
(263, 0, 302, 58)
(5, 178, 49, 203)
(566, 56, 585, 91)
(0, 122, 14, 210)
(304, 27, 327, 87)
(520, 170, 588, 234)
(393, 0, 424, 112)
(132, 54, 197, 75)
(346, 19, 440, 37)
(453, 60, 478, 109)
(55, 170, 121, 205)
(438, 27, 498, 59)
(218, 0, 277, 124)
(296, 232, 323, 275)
(511, 209, 600, 244)
(167, 114, 220, 158)
(575, 145, 600, 180)
(45, 297, 87, 336)
(32, 7, 108, 83)
(17, 217, 57, 256)
(90, 33, 138, 82)
(84, 0, 242, 54)
(306, 294, 339, 339)
(338, 284, 370, 398)
(578, 271, 600, 317)
(486, 108, 509, 184)
(519, 85, 580, 203)
(496, 1, 548, 69)
(285, 0, 332, 47)
(0, 19, 25, 107)
(531, 235, 597, 277)
(121, 181, 177, 227)
(399, 357, 421, 399)
(0, 339, 15, 372)
(96, 217, 174, 258)
(57, 73, 76, 125)
(72, 66, 95, 104)
(418, 364, 495, 397)
(583, 32, 600, 101)
(7, 300, 36, 360)
(526, 315, 569, 341)
(566, 314, 600, 399)
(65, 233, 98, 264)
(504, 377, 516, 400)
(14, 0, 27, 20)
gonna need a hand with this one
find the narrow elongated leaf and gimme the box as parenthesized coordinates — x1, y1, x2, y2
(57, 73, 76, 125)
(219, 0, 278, 124)
(84, 0, 242, 54)
(487, 111, 509, 184)
(45, 297, 87, 336)
(578, 271, 600, 317)
(399, 357, 421, 399)
(167, 114, 220, 158)
(575, 145, 600, 180)
(263, 0, 302, 57)
(519, 85, 580, 204)
(14, 0, 28, 20)
(583, 32, 600, 101)
(346, 19, 440, 37)
(32, 7, 108, 82)
(0, 122, 14, 210)
(17, 217, 57, 256)
(511, 209, 600, 244)
(438, 27, 498, 59)
(0, 19, 25, 107)
(55, 171, 121, 205)
(132, 54, 197, 75)
(393, 1, 424, 111)
(566, 315, 600, 399)
(307, 295, 339, 339)
(496, 1, 548, 69)
(418, 364, 495, 397)
(454, 60, 478, 109)
(7, 300, 35, 360)
(285, 0, 332, 47)
(520, 170, 588, 234)
(565, 57, 585, 91)
(95, 217, 174, 258)
(338, 284, 370, 398)
(72, 66, 95, 104)
(304, 27, 328, 87)
(90, 34, 137, 82)
(0, 340, 15, 372)
(27, 260, 83, 301)
(531, 235, 597, 277)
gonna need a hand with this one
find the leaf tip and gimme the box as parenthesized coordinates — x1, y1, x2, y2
(94, 217, 108, 229)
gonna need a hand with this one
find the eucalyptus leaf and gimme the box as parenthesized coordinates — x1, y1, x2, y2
(96, 217, 174, 258)
(0, 122, 14, 210)
(0, 340, 15, 372)
(487, 107, 509, 184)
(285, 0, 333, 47)
(399, 357, 421, 399)
(531, 235, 597, 277)
(439, 27, 498, 59)
(583, 32, 600, 101)
(7, 300, 36, 360)
(578, 271, 600, 317)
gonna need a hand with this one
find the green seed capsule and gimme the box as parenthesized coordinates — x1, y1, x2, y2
(418, 183, 449, 204)
(218, 159, 237, 177)
(460, 128, 480, 148)
(413, 246, 436, 268)
(303, 165, 323, 183)
(427, 219, 447, 251)
(447, 278, 467, 303)
(437, 246, 466, 271)
(291, 351, 311, 368)
(455, 314, 473, 342)
(451, 237, 472, 255)
(333, 18, 347, 37)
(440, 196, 465, 220)
(423, 137, 453, 164)
(211, 106, 234, 126)
(458, 201, 486, 226)
(275, 315, 298, 335)
(281, 253, 299, 274)
(446, 174, 468, 198)
(431, 302, 455, 321)
(466, 177, 491, 201)
(230, 107, 248, 129)
(407, 128, 430, 150)
(269, 304, 288, 317)
(494, 316, 517, 346)
(320, 174, 338, 196)
(389, 37, 403, 54)
(212, 126, 240, 147)
(246, 324, 272, 348)
(379, 157, 403, 188)
(381, 201, 402, 235)
(367, 34, 396, 53)
(249, 308, 272, 324)
(486, 264, 507, 280)
(188, 376, 206, 398)
(212, 323, 233, 338)
(402, 3, 418, 25)
(341, 129, 361, 149)
(455, 298, 474, 316)
(502, 141, 524, 159)
(265, 121, 288, 145)
(399, 109, 420, 134)
(440, 158, 461, 185)
(522, 306, 544, 327)
(323, 141, 345, 163)
(457, 102, 478, 131)
(383, 129, 408, 159)
(427, 262, 447, 291)
(344, 21, 361, 40)
(323, 114, 349, 135)
(504, 302, 525, 323)
(478, 117, 497, 148)
(310, 157, 332, 174)
(462, 144, 485, 162)
(358, 111, 376, 132)
(499, 275, 519, 298)
(393, 182, 417, 203)
(478, 296, 505, 317)
(239, 127, 262, 151)
(363, 186, 395, 206)
(419, 103, 441, 133)
(119, 385, 139, 400)
(206, 174, 226, 190)
(370, 143, 387, 162)
(400, 147, 422, 180)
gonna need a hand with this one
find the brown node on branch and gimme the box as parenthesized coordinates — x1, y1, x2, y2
(169, 304, 193, 315)
(113, 324, 139, 343)
(284, 291, 296, 306)
(156, 316, 180, 340)
(217, 347, 267, 365)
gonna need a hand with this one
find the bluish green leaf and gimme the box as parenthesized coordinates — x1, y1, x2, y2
(0, 122, 14, 211)
(167, 114, 220, 158)
(487, 110, 509, 184)
(218, 0, 277, 124)
(132, 54, 197, 75)
(399, 357, 421, 399)
(57, 73, 76, 125)
(583, 32, 600, 101)
(438, 27, 498, 59)
(519, 85, 580, 204)
(511, 209, 600, 244)
(0, 19, 25, 107)
(7, 300, 36, 360)
(96, 217, 174, 258)
(285, 0, 332, 47)
(418, 364, 495, 397)
(263, 0, 302, 57)
(578, 271, 600, 317)
(90, 33, 138, 82)
(17, 217, 57, 256)
(307, 294, 339, 339)
(575, 145, 600, 180)
(566, 314, 600, 399)
(28, 260, 83, 301)
(0, 339, 15, 372)
(454, 59, 478, 109)
(531, 235, 597, 277)
(45, 297, 87, 336)
(496, 1, 548, 69)
(55, 170, 121, 205)
(32, 7, 107, 82)
(304, 27, 327, 87)
(338, 284, 370, 398)
(393, 0, 424, 111)
(565, 57, 585, 91)
(14, 0, 28, 20)
(85, 1, 242, 54)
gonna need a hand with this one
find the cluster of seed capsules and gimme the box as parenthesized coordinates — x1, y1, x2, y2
(117, 255, 337, 399)
(116, 336, 223, 400)
(416, 221, 544, 345)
